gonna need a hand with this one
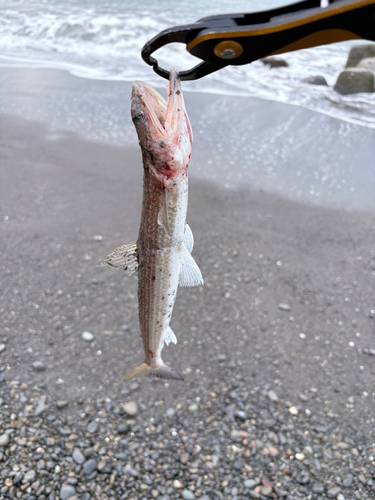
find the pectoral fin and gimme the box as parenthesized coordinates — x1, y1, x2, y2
(97, 241, 138, 276)
(179, 243, 204, 287)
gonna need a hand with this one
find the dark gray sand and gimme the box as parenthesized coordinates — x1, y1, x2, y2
(1, 109, 375, 499)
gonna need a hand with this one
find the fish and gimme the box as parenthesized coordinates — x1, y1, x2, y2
(97, 69, 203, 381)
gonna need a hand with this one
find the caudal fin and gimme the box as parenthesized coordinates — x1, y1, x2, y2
(124, 361, 184, 381)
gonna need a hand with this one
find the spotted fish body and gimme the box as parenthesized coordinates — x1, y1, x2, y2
(98, 70, 203, 381)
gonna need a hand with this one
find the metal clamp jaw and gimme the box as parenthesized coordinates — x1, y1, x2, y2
(141, 0, 375, 81)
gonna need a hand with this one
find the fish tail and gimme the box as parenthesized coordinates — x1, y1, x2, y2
(124, 361, 184, 381)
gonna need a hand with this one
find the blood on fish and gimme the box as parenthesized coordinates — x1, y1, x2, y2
(149, 350, 154, 359)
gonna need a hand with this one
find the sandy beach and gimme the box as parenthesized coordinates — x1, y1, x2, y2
(1, 68, 375, 499)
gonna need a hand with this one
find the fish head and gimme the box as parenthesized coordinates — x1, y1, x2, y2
(131, 69, 193, 183)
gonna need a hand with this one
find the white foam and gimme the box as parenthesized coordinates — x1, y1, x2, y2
(0, 0, 374, 129)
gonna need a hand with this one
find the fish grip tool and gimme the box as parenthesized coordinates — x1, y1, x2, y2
(142, 0, 375, 81)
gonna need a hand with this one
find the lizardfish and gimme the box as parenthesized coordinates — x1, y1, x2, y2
(98, 69, 203, 381)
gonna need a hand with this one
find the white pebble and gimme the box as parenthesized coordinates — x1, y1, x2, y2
(82, 331, 94, 342)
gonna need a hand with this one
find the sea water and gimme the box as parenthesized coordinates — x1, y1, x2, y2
(0, 0, 374, 129)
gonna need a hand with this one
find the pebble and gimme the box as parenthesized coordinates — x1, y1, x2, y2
(123, 465, 139, 477)
(83, 459, 97, 475)
(56, 400, 69, 409)
(13, 472, 23, 485)
(86, 421, 98, 433)
(34, 396, 46, 416)
(337, 495, 345, 500)
(97, 459, 107, 471)
(188, 403, 198, 412)
(166, 408, 175, 417)
(244, 479, 256, 489)
(249, 492, 260, 499)
(32, 361, 46, 371)
(0, 434, 10, 447)
(327, 486, 341, 498)
(117, 422, 130, 433)
(312, 482, 325, 494)
(182, 490, 195, 500)
(278, 303, 291, 311)
(342, 474, 353, 487)
(122, 401, 138, 416)
(81, 331, 94, 342)
(173, 479, 183, 489)
(261, 486, 272, 496)
(60, 484, 76, 500)
(267, 390, 278, 402)
(72, 449, 85, 464)
(24, 470, 36, 483)
(180, 451, 190, 464)
(0, 344, 5, 353)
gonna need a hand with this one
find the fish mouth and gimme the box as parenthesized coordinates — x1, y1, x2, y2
(131, 69, 184, 137)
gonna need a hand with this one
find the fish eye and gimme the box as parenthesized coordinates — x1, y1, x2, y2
(132, 111, 144, 124)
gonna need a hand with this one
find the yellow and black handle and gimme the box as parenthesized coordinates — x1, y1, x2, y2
(141, 0, 375, 80)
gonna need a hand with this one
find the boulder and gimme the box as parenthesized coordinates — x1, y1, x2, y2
(334, 69, 374, 95)
(301, 75, 328, 86)
(357, 57, 375, 75)
(261, 57, 289, 68)
(346, 43, 375, 68)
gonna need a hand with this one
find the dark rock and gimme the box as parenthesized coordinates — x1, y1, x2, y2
(261, 57, 289, 68)
(302, 75, 328, 86)
(117, 422, 130, 434)
(13, 472, 23, 485)
(83, 459, 97, 475)
(334, 69, 374, 94)
(346, 43, 375, 67)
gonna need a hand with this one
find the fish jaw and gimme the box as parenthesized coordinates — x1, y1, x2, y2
(131, 69, 193, 184)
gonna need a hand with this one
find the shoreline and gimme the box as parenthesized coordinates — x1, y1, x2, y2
(1, 67, 375, 213)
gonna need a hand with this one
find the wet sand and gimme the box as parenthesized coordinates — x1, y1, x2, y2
(1, 110, 375, 429)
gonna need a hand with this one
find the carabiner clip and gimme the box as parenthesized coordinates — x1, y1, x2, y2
(141, 22, 230, 81)
(142, 0, 375, 81)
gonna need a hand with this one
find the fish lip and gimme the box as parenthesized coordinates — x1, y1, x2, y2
(131, 81, 167, 136)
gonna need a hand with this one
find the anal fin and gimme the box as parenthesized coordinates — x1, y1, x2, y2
(184, 223, 194, 253)
(97, 241, 138, 276)
(163, 326, 177, 346)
